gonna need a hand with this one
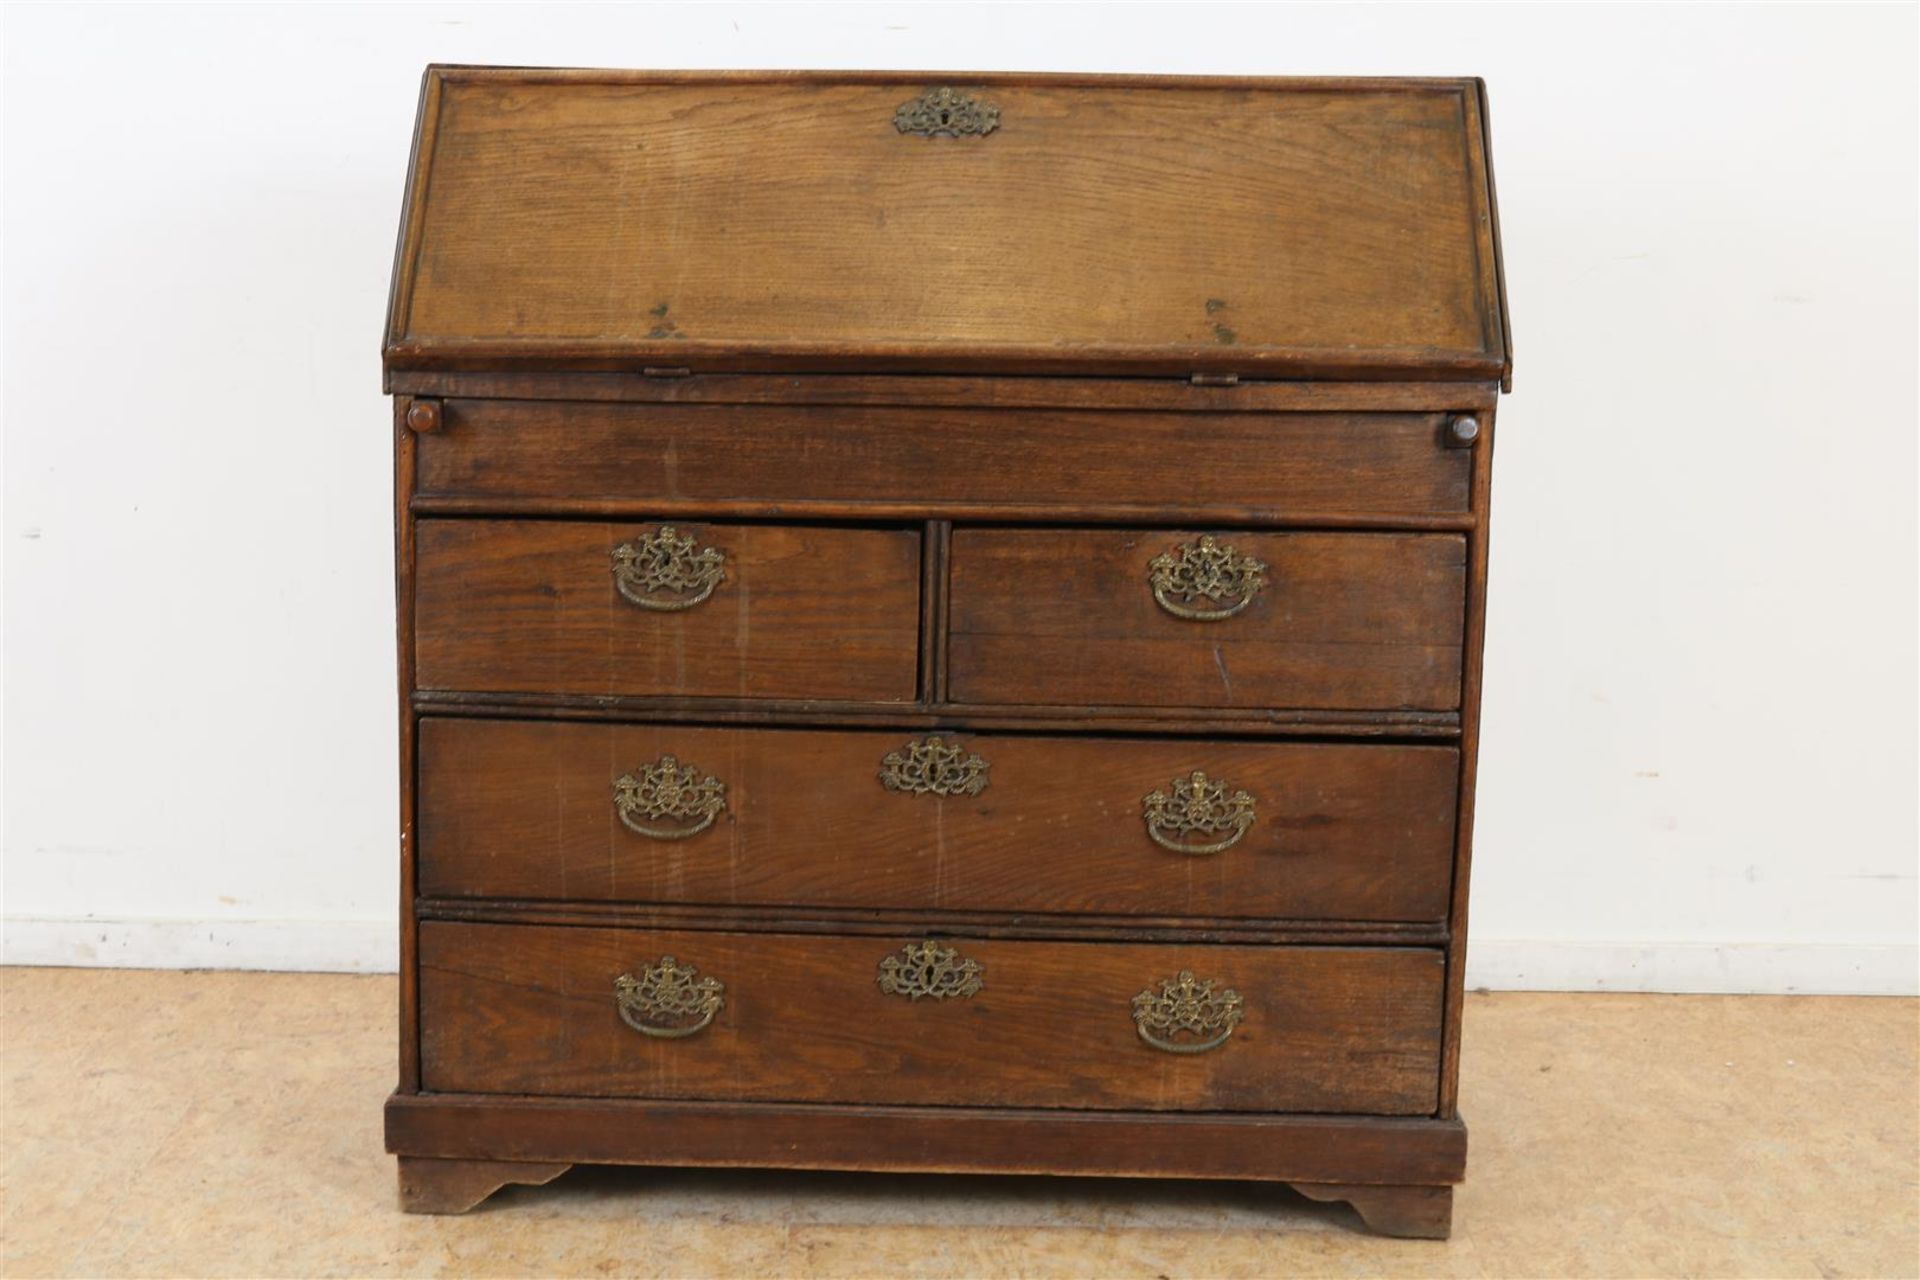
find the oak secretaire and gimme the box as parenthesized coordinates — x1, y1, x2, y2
(382, 67, 1510, 1239)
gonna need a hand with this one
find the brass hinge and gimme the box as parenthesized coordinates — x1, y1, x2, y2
(643, 366, 693, 379)
(1189, 372, 1239, 388)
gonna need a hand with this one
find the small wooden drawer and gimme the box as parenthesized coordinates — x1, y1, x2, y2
(419, 923, 1444, 1114)
(948, 528, 1467, 712)
(412, 401, 1471, 519)
(417, 719, 1459, 923)
(414, 519, 921, 702)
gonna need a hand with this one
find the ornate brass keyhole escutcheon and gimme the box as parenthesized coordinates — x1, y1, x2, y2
(1142, 770, 1256, 855)
(878, 736, 991, 797)
(1147, 534, 1267, 620)
(893, 87, 1000, 138)
(876, 941, 984, 1001)
(614, 956, 726, 1039)
(611, 524, 727, 611)
(1131, 971, 1244, 1054)
(613, 754, 727, 840)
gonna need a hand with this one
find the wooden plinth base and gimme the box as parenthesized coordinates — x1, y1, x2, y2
(388, 1094, 1464, 1236)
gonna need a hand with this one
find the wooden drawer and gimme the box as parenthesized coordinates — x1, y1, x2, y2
(419, 923, 1444, 1114)
(949, 529, 1467, 711)
(418, 719, 1459, 923)
(413, 400, 1470, 519)
(414, 519, 921, 702)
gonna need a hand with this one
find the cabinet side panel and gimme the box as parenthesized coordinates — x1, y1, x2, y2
(1439, 407, 1494, 1116)
(395, 399, 420, 1091)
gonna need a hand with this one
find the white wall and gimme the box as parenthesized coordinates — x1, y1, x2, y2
(4, 3, 1915, 992)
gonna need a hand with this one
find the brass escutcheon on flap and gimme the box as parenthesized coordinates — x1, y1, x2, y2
(1142, 770, 1256, 856)
(611, 525, 727, 611)
(1147, 534, 1267, 620)
(614, 956, 726, 1038)
(613, 754, 727, 841)
(1131, 971, 1244, 1054)
(893, 87, 1000, 138)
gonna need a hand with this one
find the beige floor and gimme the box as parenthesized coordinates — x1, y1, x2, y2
(1, 970, 1915, 1279)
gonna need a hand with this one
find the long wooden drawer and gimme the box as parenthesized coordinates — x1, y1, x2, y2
(949, 528, 1467, 711)
(413, 400, 1470, 518)
(419, 923, 1445, 1114)
(417, 719, 1459, 923)
(414, 519, 921, 701)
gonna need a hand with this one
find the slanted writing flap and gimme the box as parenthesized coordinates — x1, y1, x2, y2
(388, 69, 1509, 381)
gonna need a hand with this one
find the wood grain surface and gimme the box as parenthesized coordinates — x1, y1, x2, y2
(417, 718, 1459, 921)
(949, 528, 1467, 710)
(418, 923, 1445, 1114)
(413, 400, 1470, 518)
(414, 519, 921, 701)
(388, 70, 1505, 380)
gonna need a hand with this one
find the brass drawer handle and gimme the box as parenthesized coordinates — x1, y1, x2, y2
(1142, 770, 1256, 855)
(894, 87, 999, 138)
(879, 736, 991, 797)
(614, 754, 727, 840)
(1132, 971, 1244, 1054)
(614, 956, 725, 1039)
(877, 941, 984, 1001)
(1147, 534, 1267, 621)
(611, 525, 726, 611)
